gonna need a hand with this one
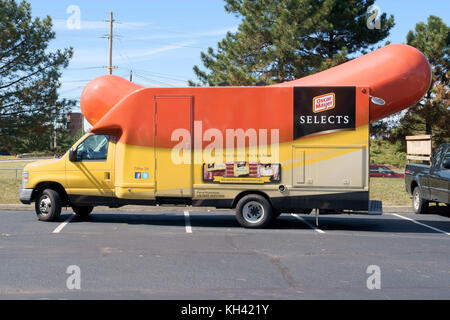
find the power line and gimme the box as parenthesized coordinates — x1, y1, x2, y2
(60, 79, 92, 84)
(117, 35, 206, 49)
(126, 67, 190, 81)
(65, 66, 104, 71)
(131, 69, 189, 83)
(116, 38, 134, 81)
(133, 72, 175, 87)
(59, 85, 85, 94)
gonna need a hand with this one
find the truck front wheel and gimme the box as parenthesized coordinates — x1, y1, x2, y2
(72, 206, 94, 218)
(35, 189, 62, 222)
(235, 194, 273, 228)
(412, 186, 428, 214)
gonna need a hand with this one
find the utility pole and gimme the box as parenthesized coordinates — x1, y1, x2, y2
(105, 11, 117, 75)
(108, 11, 113, 74)
(52, 120, 57, 150)
(130, 70, 133, 82)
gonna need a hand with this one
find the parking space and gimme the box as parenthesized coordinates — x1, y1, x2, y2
(0, 207, 449, 299)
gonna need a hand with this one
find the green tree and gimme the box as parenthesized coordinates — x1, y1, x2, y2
(55, 127, 84, 154)
(0, 0, 74, 153)
(389, 15, 449, 147)
(190, 0, 394, 86)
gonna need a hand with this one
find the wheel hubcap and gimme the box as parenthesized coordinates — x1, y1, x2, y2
(242, 201, 264, 223)
(39, 196, 52, 214)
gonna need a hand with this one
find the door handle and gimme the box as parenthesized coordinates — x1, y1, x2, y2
(105, 172, 111, 180)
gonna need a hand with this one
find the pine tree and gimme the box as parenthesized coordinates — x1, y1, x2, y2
(190, 0, 394, 86)
(390, 15, 449, 146)
(0, 0, 75, 153)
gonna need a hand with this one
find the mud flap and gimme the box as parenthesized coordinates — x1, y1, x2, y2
(368, 200, 383, 215)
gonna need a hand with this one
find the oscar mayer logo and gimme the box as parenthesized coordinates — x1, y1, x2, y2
(313, 92, 335, 113)
(293, 87, 356, 139)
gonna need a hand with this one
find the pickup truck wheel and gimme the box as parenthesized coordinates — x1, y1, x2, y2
(35, 189, 62, 222)
(235, 195, 273, 228)
(412, 186, 428, 214)
(72, 206, 94, 218)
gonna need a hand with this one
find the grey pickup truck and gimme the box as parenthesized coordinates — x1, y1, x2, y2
(405, 143, 450, 214)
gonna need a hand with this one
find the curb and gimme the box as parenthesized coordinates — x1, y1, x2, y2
(382, 206, 414, 213)
(0, 204, 216, 212)
(0, 203, 413, 213)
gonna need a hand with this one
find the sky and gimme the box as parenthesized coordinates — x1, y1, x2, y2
(26, 0, 449, 118)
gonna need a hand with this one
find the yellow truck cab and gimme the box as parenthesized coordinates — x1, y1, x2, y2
(20, 132, 115, 221)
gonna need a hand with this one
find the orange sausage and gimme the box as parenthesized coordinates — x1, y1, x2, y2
(81, 44, 431, 140)
(80, 75, 143, 126)
(274, 44, 431, 122)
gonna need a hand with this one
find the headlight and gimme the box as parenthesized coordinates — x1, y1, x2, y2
(22, 171, 29, 188)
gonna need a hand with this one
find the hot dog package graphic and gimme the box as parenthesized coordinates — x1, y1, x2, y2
(203, 162, 281, 184)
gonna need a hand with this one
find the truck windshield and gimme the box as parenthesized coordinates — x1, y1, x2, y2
(443, 149, 450, 167)
(76, 134, 109, 161)
(432, 148, 443, 167)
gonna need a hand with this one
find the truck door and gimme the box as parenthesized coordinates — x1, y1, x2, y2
(66, 134, 115, 203)
(429, 146, 450, 203)
(155, 96, 193, 197)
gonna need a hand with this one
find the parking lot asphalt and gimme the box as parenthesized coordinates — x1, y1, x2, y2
(0, 206, 449, 300)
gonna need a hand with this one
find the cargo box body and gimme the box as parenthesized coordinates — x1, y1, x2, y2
(78, 84, 370, 212)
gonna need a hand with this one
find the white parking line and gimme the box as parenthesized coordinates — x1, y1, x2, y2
(184, 210, 192, 233)
(291, 213, 325, 234)
(52, 214, 75, 234)
(391, 213, 450, 236)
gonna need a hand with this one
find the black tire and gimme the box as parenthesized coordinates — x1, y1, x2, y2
(72, 205, 94, 218)
(235, 194, 273, 228)
(412, 186, 428, 214)
(35, 189, 62, 222)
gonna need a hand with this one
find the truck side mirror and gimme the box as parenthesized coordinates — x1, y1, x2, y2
(68, 149, 77, 162)
(443, 159, 450, 170)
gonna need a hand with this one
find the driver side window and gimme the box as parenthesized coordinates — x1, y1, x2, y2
(76, 134, 109, 161)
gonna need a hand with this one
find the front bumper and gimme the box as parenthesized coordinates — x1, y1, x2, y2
(19, 189, 34, 204)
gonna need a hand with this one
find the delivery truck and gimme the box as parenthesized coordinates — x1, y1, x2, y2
(19, 44, 431, 228)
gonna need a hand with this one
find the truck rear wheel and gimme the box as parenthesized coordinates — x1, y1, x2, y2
(35, 189, 62, 222)
(72, 205, 94, 218)
(235, 194, 273, 228)
(412, 186, 428, 214)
